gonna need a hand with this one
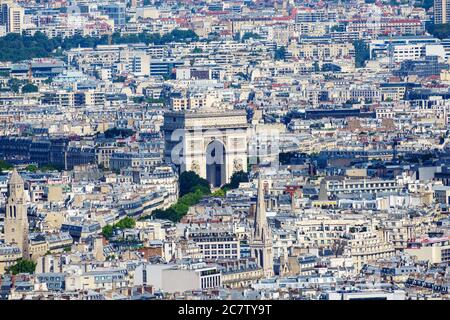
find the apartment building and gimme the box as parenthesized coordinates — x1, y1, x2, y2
(0, 1, 24, 34)
(343, 228, 396, 271)
(324, 177, 400, 197)
(161, 263, 222, 293)
(405, 236, 450, 264)
(435, 0, 450, 24)
(188, 229, 241, 260)
(109, 152, 162, 171)
(0, 244, 21, 274)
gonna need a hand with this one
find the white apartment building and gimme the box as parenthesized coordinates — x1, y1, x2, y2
(188, 229, 241, 260)
(140, 262, 222, 293)
(325, 178, 400, 196)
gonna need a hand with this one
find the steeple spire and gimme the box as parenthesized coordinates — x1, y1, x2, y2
(254, 174, 267, 240)
(250, 173, 273, 277)
(8, 167, 25, 201)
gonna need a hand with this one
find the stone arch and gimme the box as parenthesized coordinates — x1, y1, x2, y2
(205, 139, 226, 187)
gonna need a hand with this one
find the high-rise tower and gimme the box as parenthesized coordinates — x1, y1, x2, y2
(0, 1, 24, 34)
(435, 0, 450, 24)
(4, 168, 29, 259)
(250, 175, 274, 277)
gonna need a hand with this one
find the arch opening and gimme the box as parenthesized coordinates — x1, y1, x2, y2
(206, 140, 226, 188)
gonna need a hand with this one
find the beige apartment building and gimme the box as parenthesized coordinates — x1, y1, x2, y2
(405, 236, 450, 264)
(435, 0, 450, 24)
(0, 1, 24, 34)
(343, 229, 396, 271)
(0, 244, 22, 274)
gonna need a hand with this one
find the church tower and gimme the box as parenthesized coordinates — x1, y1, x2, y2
(4, 168, 29, 259)
(250, 175, 274, 277)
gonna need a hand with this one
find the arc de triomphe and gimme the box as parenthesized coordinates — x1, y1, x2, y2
(162, 111, 249, 187)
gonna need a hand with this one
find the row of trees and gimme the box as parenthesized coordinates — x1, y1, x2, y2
(0, 78, 38, 94)
(152, 171, 211, 222)
(103, 170, 249, 224)
(103, 127, 135, 139)
(0, 29, 199, 62)
(0, 161, 60, 174)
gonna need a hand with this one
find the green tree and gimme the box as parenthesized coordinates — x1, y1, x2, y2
(145, 97, 164, 104)
(103, 127, 135, 139)
(212, 188, 226, 197)
(179, 171, 211, 196)
(25, 164, 38, 172)
(179, 190, 203, 206)
(241, 32, 262, 41)
(115, 217, 136, 229)
(40, 164, 61, 172)
(21, 83, 38, 93)
(172, 202, 189, 219)
(113, 75, 127, 83)
(7, 259, 36, 275)
(426, 23, 450, 39)
(102, 225, 114, 239)
(0, 160, 13, 173)
(132, 96, 144, 103)
(152, 185, 210, 222)
(226, 170, 249, 189)
(274, 46, 287, 60)
(353, 40, 370, 68)
(153, 207, 178, 221)
(313, 61, 320, 72)
(7, 78, 25, 93)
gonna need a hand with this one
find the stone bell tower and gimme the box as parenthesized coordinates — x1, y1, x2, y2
(4, 168, 29, 259)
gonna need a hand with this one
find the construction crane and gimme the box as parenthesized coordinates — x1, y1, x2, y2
(28, 61, 32, 82)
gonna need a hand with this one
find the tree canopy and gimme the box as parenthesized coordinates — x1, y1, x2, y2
(22, 83, 38, 93)
(103, 127, 135, 139)
(274, 46, 287, 60)
(353, 40, 370, 68)
(0, 29, 199, 62)
(179, 171, 211, 196)
(6, 259, 36, 275)
(152, 171, 211, 222)
(102, 225, 114, 239)
(224, 170, 249, 189)
(0, 160, 13, 173)
(426, 23, 450, 39)
(101, 217, 136, 240)
(25, 164, 38, 172)
(241, 32, 262, 41)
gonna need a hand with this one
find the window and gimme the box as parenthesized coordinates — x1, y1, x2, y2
(143, 269, 147, 284)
